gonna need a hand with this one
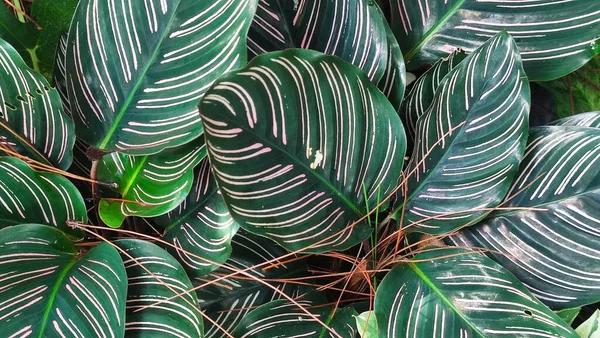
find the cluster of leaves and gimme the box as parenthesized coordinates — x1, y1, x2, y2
(0, 0, 600, 337)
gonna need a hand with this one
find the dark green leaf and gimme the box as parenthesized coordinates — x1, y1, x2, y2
(200, 48, 407, 252)
(550, 111, 600, 128)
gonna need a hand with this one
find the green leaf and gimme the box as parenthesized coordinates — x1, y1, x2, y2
(375, 247, 577, 337)
(399, 50, 466, 147)
(197, 230, 308, 337)
(539, 56, 600, 118)
(200, 49, 407, 253)
(577, 310, 600, 338)
(65, 0, 258, 155)
(0, 224, 128, 337)
(0, 37, 75, 169)
(396, 32, 530, 235)
(232, 294, 359, 338)
(114, 239, 204, 338)
(248, 0, 406, 109)
(355, 311, 379, 338)
(550, 111, 600, 128)
(153, 158, 240, 276)
(386, 0, 600, 81)
(556, 307, 582, 326)
(448, 126, 600, 309)
(96, 139, 207, 227)
(0, 157, 87, 236)
(52, 33, 70, 115)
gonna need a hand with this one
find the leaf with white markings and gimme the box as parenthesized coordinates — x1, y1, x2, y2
(153, 158, 240, 276)
(65, 0, 258, 155)
(200, 48, 407, 253)
(386, 0, 600, 81)
(248, 0, 406, 109)
(97, 139, 206, 228)
(0, 37, 75, 169)
(375, 247, 577, 337)
(53, 33, 71, 115)
(115, 239, 204, 338)
(197, 231, 308, 338)
(397, 32, 530, 235)
(448, 126, 600, 309)
(549, 111, 600, 128)
(0, 224, 128, 337)
(0, 157, 87, 236)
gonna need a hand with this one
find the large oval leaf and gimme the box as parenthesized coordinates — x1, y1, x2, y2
(97, 139, 206, 227)
(375, 247, 577, 337)
(0, 224, 128, 337)
(0, 37, 75, 169)
(248, 0, 406, 108)
(197, 230, 308, 337)
(200, 49, 406, 252)
(0, 156, 87, 236)
(397, 32, 530, 235)
(448, 126, 600, 309)
(114, 239, 204, 338)
(65, 0, 258, 155)
(387, 0, 600, 81)
(550, 111, 600, 128)
(153, 158, 240, 276)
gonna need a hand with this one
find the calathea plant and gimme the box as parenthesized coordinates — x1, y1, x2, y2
(0, 0, 599, 337)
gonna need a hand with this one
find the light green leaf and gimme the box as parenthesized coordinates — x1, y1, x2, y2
(0, 37, 75, 169)
(200, 48, 407, 253)
(153, 158, 240, 276)
(0, 157, 87, 236)
(577, 310, 600, 338)
(396, 32, 530, 235)
(375, 247, 577, 337)
(449, 126, 600, 309)
(97, 139, 206, 227)
(355, 311, 379, 338)
(556, 307, 582, 326)
(0, 224, 128, 337)
(386, 0, 600, 81)
(115, 239, 204, 338)
(65, 0, 258, 155)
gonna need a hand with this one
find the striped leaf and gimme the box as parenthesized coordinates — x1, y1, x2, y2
(65, 0, 258, 155)
(374, 247, 577, 337)
(397, 32, 530, 235)
(114, 239, 204, 338)
(0, 224, 128, 337)
(399, 50, 466, 147)
(153, 158, 241, 276)
(448, 126, 600, 309)
(0, 157, 87, 236)
(197, 231, 308, 338)
(0, 37, 75, 169)
(97, 139, 206, 228)
(232, 296, 359, 338)
(248, 0, 406, 109)
(200, 49, 407, 252)
(53, 33, 71, 115)
(386, 0, 600, 81)
(550, 111, 600, 128)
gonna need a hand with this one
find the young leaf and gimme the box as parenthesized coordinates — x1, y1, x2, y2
(0, 224, 128, 337)
(577, 310, 600, 338)
(114, 239, 204, 338)
(556, 307, 582, 326)
(0, 37, 75, 169)
(375, 247, 577, 337)
(449, 126, 600, 308)
(153, 158, 241, 276)
(65, 0, 258, 155)
(0, 157, 87, 236)
(200, 49, 407, 253)
(398, 32, 530, 235)
(386, 0, 600, 81)
(355, 311, 379, 338)
(96, 139, 206, 227)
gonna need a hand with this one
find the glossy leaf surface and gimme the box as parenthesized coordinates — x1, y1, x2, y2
(200, 49, 406, 252)
(66, 0, 258, 155)
(387, 0, 600, 81)
(449, 126, 600, 308)
(0, 224, 128, 337)
(398, 32, 530, 234)
(375, 247, 577, 337)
